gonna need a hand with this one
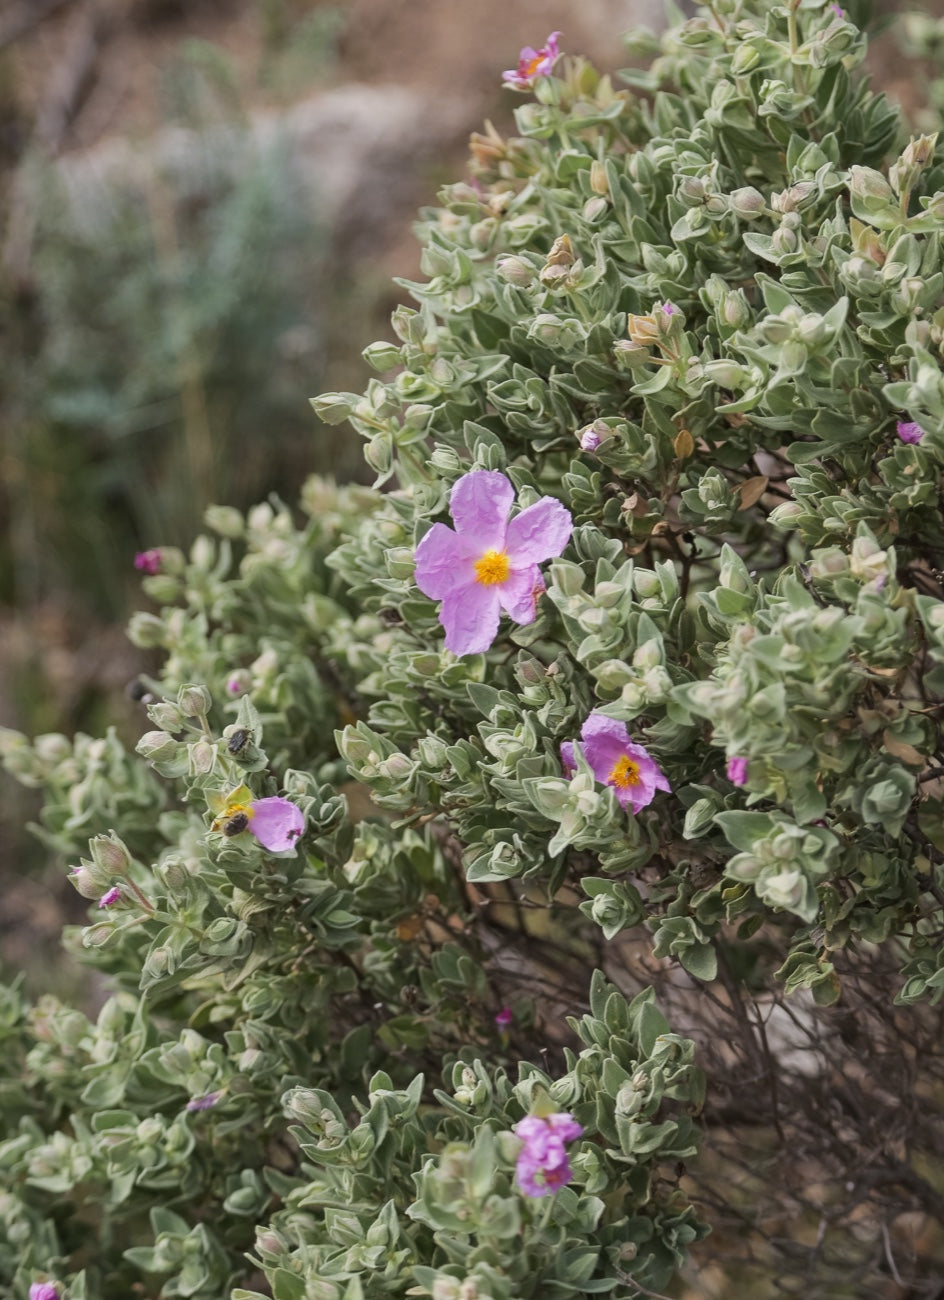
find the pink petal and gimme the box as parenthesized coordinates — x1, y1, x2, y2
(580, 713, 633, 774)
(497, 564, 543, 624)
(561, 741, 577, 777)
(439, 583, 501, 655)
(896, 420, 925, 445)
(546, 1112, 583, 1141)
(505, 496, 572, 566)
(449, 470, 514, 546)
(249, 797, 305, 853)
(414, 523, 478, 600)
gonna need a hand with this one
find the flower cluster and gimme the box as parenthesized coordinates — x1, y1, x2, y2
(502, 31, 561, 90)
(562, 713, 670, 813)
(414, 469, 572, 656)
(513, 1111, 583, 1197)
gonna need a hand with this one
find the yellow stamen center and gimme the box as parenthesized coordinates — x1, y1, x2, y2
(474, 549, 510, 586)
(524, 53, 543, 77)
(212, 800, 255, 832)
(226, 801, 254, 820)
(608, 756, 641, 789)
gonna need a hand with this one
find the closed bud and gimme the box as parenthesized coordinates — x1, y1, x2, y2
(147, 702, 184, 732)
(89, 833, 132, 878)
(496, 255, 534, 286)
(309, 391, 359, 425)
(188, 740, 216, 776)
(141, 575, 180, 604)
(136, 730, 179, 763)
(589, 159, 609, 196)
(582, 195, 609, 222)
(70, 864, 102, 899)
(364, 433, 393, 476)
(127, 612, 166, 649)
(722, 290, 751, 328)
(703, 358, 747, 388)
(34, 733, 71, 764)
(361, 340, 402, 372)
(204, 505, 244, 538)
(849, 165, 895, 209)
(177, 684, 212, 719)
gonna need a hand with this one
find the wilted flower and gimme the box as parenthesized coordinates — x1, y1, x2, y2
(210, 784, 305, 853)
(727, 756, 749, 787)
(896, 419, 925, 445)
(579, 423, 604, 452)
(561, 713, 670, 813)
(502, 31, 561, 90)
(414, 470, 572, 656)
(495, 1006, 513, 1028)
(187, 1090, 222, 1113)
(513, 1112, 583, 1197)
(134, 549, 162, 576)
(98, 886, 122, 908)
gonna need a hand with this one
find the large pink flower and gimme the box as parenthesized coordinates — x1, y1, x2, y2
(502, 31, 562, 90)
(561, 713, 670, 813)
(414, 470, 572, 656)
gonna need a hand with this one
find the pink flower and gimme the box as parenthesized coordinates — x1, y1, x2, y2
(502, 31, 561, 90)
(98, 886, 122, 908)
(495, 1006, 513, 1028)
(661, 301, 677, 315)
(727, 756, 748, 786)
(513, 1112, 583, 1197)
(134, 549, 162, 576)
(213, 787, 306, 853)
(414, 470, 572, 656)
(579, 428, 602, 452)
(561, 713, 670, 813)
(831, 4, 844, 15)
(30, 1287, 59, 1300)
(897, 420, 925, 445)
(186, 1090, 222, 1113)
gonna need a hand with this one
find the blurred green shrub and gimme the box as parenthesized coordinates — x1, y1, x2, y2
(0, 21, 346, 622)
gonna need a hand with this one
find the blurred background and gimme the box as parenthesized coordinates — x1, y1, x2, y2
(0, 0, 940, 966)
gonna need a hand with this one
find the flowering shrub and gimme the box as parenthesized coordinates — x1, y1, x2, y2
(4, 0, 944, 1295)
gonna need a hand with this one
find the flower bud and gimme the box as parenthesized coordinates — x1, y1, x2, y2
(69, 864, 102, 899)
(33, 733, 71, 764)
(201, 510, 246, 549)
(89, 833, 133, 878)
(188, 740, 217, 776)
(148, 702, 184, 732)
(729, 186, 767, 219)
(364, 433, 393, 476)
(136, 730, 179, 763)
(361, 340, 402, 372)
(177, 684, 212, 719)
(849, 165, 895, 209)
(127, 612, 166, 649)
(589, 159, 609, 196)
(310, 391, 359, 425)
(496, 255, 534, 287)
